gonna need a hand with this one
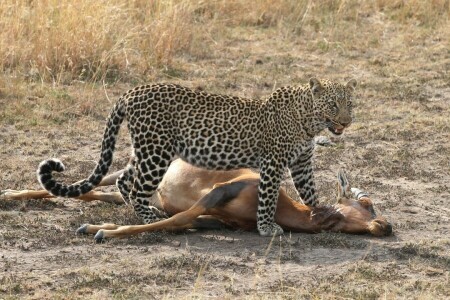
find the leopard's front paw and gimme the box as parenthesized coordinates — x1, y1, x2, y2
(258, 222, 284, 237)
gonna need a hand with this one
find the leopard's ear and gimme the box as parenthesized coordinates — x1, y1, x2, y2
(309, 77, 323, 96)
(346, 79, 357, 92)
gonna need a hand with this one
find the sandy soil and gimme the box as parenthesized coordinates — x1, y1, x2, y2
(1, 12, 450, 300)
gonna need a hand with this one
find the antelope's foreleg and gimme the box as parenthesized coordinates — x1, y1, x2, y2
(98, 169, 124, 186)
(0, 189, 124, 205)
(1, 169, 125, 203)
(77, 191, 124, 205)
(0, 189, 56, 200)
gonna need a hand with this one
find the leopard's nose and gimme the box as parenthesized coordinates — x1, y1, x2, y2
(340, 121, 351, 128)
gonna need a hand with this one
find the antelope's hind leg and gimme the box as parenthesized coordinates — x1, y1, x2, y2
(92, 180, 249, 242)
(76, 223, 121, 235)
(0, 190, 55, 201)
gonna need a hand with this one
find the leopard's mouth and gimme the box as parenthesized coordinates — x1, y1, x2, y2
(326, 118, 345, 136)
(328, 126, 344, 135)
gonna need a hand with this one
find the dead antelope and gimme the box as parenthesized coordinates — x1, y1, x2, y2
(2, 159, 392, 241)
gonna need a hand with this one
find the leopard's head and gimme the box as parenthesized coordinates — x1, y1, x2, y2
(310, 78, 357, 136)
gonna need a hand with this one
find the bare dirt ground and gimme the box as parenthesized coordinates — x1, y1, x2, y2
(1, 4, 450, 299)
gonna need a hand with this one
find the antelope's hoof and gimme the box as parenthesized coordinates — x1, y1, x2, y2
(0, 189, 17, 199)
(258, 223, 284, 237)
(76, 224, 89, 235)
(94, 230, 105, 243)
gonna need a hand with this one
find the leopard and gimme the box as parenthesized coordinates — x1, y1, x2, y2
(37, 77, 357, 236)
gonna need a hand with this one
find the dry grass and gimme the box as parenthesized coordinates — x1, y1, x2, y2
(0, 0, 448, 84)
(0, 0, 198, 83)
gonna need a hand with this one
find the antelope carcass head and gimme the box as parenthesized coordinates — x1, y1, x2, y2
(334, 169, 392, 236)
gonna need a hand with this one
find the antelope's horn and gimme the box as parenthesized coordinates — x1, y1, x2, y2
(351, 187, 369, 200)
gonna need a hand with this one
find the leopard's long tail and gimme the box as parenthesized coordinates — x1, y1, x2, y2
(37, 98, 126, 198)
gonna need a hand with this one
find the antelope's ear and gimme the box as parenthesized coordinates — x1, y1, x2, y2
(337, 169, 351, 198)
(309, 77, 324, 96)
(336, 181, 344, 202)
(346, 79, 357, 92)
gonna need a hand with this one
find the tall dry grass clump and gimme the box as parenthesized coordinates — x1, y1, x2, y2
(0, 0, 448, 83)
(376, 0, 449, 25)
(0, 0, 198, 83)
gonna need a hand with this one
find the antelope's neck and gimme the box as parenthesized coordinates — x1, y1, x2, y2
(276, 202, 344, 233)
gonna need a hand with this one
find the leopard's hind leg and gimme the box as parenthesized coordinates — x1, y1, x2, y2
(116, 157, 136, 205)
(128, 142, 173, 224)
